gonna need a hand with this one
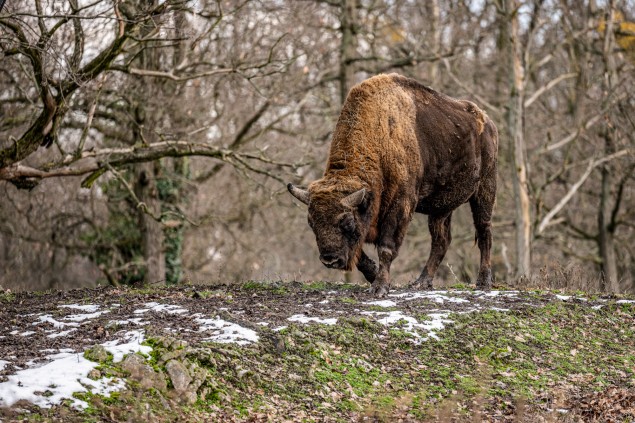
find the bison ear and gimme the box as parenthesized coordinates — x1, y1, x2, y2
(287, 183, 310, 205)
(341, 188, 367, 209)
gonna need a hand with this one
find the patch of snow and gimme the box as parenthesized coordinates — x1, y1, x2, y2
(305, 303, 313, 308)
(361, 310, 452, 342)
(0, 331, 148, 410)
(101, 330, 152, 363)
(63, 310, 109, 322)
(0, 360, 8, 371)
(365, 300, 397, 308)
(9, 330, 18, 335)
(555, 295, 571, 301)
(33, 314, 79, 328)
(592, 305, 604, 310)
(40, 348, 74, 354)
(288, 314, 338, 325)
(137, 302, 189, 314)
(273, 326, 288, 332)
(318, 300, 329, 304)
(616, 299, 635, 304)
(59, 304, 101, 313)
(47, 328, 78, 339)
(195, 317, 259, 345)
(19, 331, 36, 337)
(389, 292, 469, 304)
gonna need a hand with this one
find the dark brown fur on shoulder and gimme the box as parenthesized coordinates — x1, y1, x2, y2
(288, 73, 498, 296)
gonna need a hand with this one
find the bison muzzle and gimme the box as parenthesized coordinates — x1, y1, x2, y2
(288, 73, 498, 297)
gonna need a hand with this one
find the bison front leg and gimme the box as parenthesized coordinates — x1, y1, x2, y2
(411, 212, 452, 290)
(357, 250, 378, 283)
(369, 207, 413, 297)
(369, 247, 393, 297)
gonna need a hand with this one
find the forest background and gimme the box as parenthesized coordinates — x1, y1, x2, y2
(0, 0, 633, 293)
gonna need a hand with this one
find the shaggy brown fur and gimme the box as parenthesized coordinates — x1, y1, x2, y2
(288, 73, 498, 296)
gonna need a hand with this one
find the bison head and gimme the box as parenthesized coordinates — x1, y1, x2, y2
(288, 182, 371, 271)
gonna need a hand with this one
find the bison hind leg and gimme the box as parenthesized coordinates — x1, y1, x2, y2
(357, 250, 378, 283)
(469, 171, 496, 290)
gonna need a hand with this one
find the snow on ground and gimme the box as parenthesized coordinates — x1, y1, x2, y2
(101, 330, 153, 363)
(0, 330, 148, 409)
(389, 291, 470, 304)
(0, 301, 258, 409)
(0, 289, 619, 410)
(288, 314, 338, 325)
(194, 315, 260, 345)
(133, 302, 189, 315)
(361, 310, 452, 341)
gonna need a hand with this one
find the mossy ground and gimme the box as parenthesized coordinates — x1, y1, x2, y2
(1, 283, 634, 422)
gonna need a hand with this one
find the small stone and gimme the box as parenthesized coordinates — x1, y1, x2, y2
(87, 369, 101, 380)
(184, 391, 197, 405)
(166, 360, 192, 393)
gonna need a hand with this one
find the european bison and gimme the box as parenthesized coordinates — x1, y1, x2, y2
(288, 73, 498, 296)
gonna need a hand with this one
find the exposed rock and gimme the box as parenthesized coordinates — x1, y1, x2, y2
(165, 359, 192, 393)
(120, 353, 167, 391)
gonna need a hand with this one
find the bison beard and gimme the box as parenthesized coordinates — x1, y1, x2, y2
(288, 73, 498, 297)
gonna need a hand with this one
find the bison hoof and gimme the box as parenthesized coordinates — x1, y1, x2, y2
(369, 283, 390, 297)
(476, 269, 492, 290)
(409, 275, 433, 291)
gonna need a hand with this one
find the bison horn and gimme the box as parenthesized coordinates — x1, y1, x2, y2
(341, 188, 367, 208)
(287, 183, 310, 205)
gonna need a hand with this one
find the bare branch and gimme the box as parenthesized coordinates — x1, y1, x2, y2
(524, 72, 577, 108)
(115, 66, 235, 81)
(542, 114, 603, 153)
(537, 149, 629, 234)
(0, 141, 300, 188)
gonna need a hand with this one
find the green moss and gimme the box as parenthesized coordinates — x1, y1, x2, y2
(0, 291, 16, 302)
(241, 280, 288, 294)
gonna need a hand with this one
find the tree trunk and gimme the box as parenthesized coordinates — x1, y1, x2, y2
(426, 0, 441, 86)
(132, 0, 166, 286)
(598, 161, 618, 291)
(505, 0, 531, 278)
(135, 162, 165, 285)
(339, 0, 357, 284)
(598, 0, 619, 292)
(339, 0, 357, 105)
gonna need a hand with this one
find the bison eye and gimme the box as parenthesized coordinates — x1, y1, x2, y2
(340, 214, 355, 234)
